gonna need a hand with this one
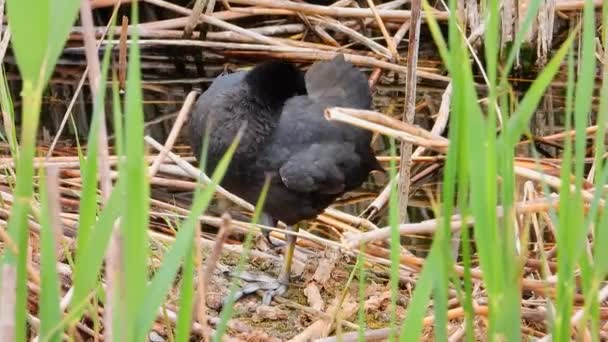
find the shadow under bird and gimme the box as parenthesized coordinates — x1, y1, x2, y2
(189, 55, 382, 304)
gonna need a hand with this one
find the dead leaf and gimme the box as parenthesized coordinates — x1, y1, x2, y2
(312, 251, 338, 285)
(364, 291, 391, 312)
(303, 282, 325, 312)
(255, 305, 289, 320)
(236, 330, 282, 342)
(290, 294, 358, 341)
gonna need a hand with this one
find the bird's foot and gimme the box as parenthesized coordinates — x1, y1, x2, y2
(223, 271, 288, 306)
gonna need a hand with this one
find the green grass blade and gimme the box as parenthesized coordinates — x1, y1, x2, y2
(501, 30, 576, 147)
(175, 241, 196, 342)
(71, 21, 116, 314)
(573, 0, 596, 185)
(5, 0, 49, 83)
(562, 0, 597, 334)
(1, 67, 42, 342)
(72, 185, 123, 315)
(214, 176, 271, 341)
(553, 42, 576, 340)
(121, 3, 150, 339)
(0, 65, 18, 157)
(357, 243, 367, 342)
(501, 0, 542, 78)
(6, 0, 79, 85)
(46, 0, 81, 84)
(398, 247, 437, 341)
(593, 166, 608, 279)
(592, 0, 608, 283)
(2, 1, 79, 337)
(387, 137, 400, 342)
(74, 23, 116, 254)
(135, 128, 243, 340)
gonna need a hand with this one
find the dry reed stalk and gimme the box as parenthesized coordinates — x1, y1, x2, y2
(62, 168, 202, 190)
(155, 304, 217, 337)
(45, 166, 64, 263)
(377, 15, 479, 167)
(308, 17, 391, 58)
(535, 284, 608, 341)
(68, 39, 454, 83)
(148, 200, 341, 252)
(522, 182, 555, 276)
(513, 165, 600, 205)
(271, 295, 359, 331)
(413, 82, 451, 158)
(364, 0, 399, 61)
(127, 26, 260, 41)
(397, 0, 422, 223)
(118, 15, 129, 91)
(90, 0, 131, 8)
(315, 215, 361, 235)
(125, 24, 309, 43)
(502, 0, 515, 51)
(80, 0, 112, 197)
(323, 208, 379, 231)
(197, 213, 231, 342)
(518, 125, 599, 145)
(536, 0, 556, 65)
(554, 0, 604, 11)
(0, 263, 16, 342)
(183, 0, 209, 39)
(148, 91, 198, 177)
(364, 242, 573, 299)
(226, 0, 450, 21)
(344, 196, 560, 248)
(0, 28, 10, 62)
(318, 305, 492, 342)
(324, 107, 449, 152)
(144, 135, 256, 212)
(0, 155, 195, 170)
(129, 0, 402, 32)
(359, 12, 415, 220)
(137, 8, 297, 31)
(313, 25, 340, 47)
(144, 0, 289, 46)
(392, 18, 411, 46)
(290, 295, 358, 341)
(147, 228, 309, 272)
(30, 166, 64, 342)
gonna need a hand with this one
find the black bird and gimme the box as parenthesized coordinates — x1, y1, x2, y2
(189, 55, 382, 304)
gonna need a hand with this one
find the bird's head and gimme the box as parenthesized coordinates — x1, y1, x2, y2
(244, 60, 307, 108)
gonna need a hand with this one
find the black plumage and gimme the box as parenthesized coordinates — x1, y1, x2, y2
(189, 55, 381, 226)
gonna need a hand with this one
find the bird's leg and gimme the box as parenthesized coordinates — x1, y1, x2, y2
(260, 212, 285, 249)
(262, 224, 298, 305)
(224, 224, 299, 306)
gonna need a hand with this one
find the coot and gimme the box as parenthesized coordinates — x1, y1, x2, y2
(190, 55, 381, 304)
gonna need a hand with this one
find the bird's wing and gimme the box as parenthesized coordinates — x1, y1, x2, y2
(278, 142, 361, 194)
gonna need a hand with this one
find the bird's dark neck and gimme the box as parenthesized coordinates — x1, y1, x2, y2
(241, 90, 282, 128)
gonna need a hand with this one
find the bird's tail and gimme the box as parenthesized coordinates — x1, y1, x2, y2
(305, 54, 372, 109)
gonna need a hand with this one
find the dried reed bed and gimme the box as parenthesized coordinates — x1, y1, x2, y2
(0, 0, 606, 340)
